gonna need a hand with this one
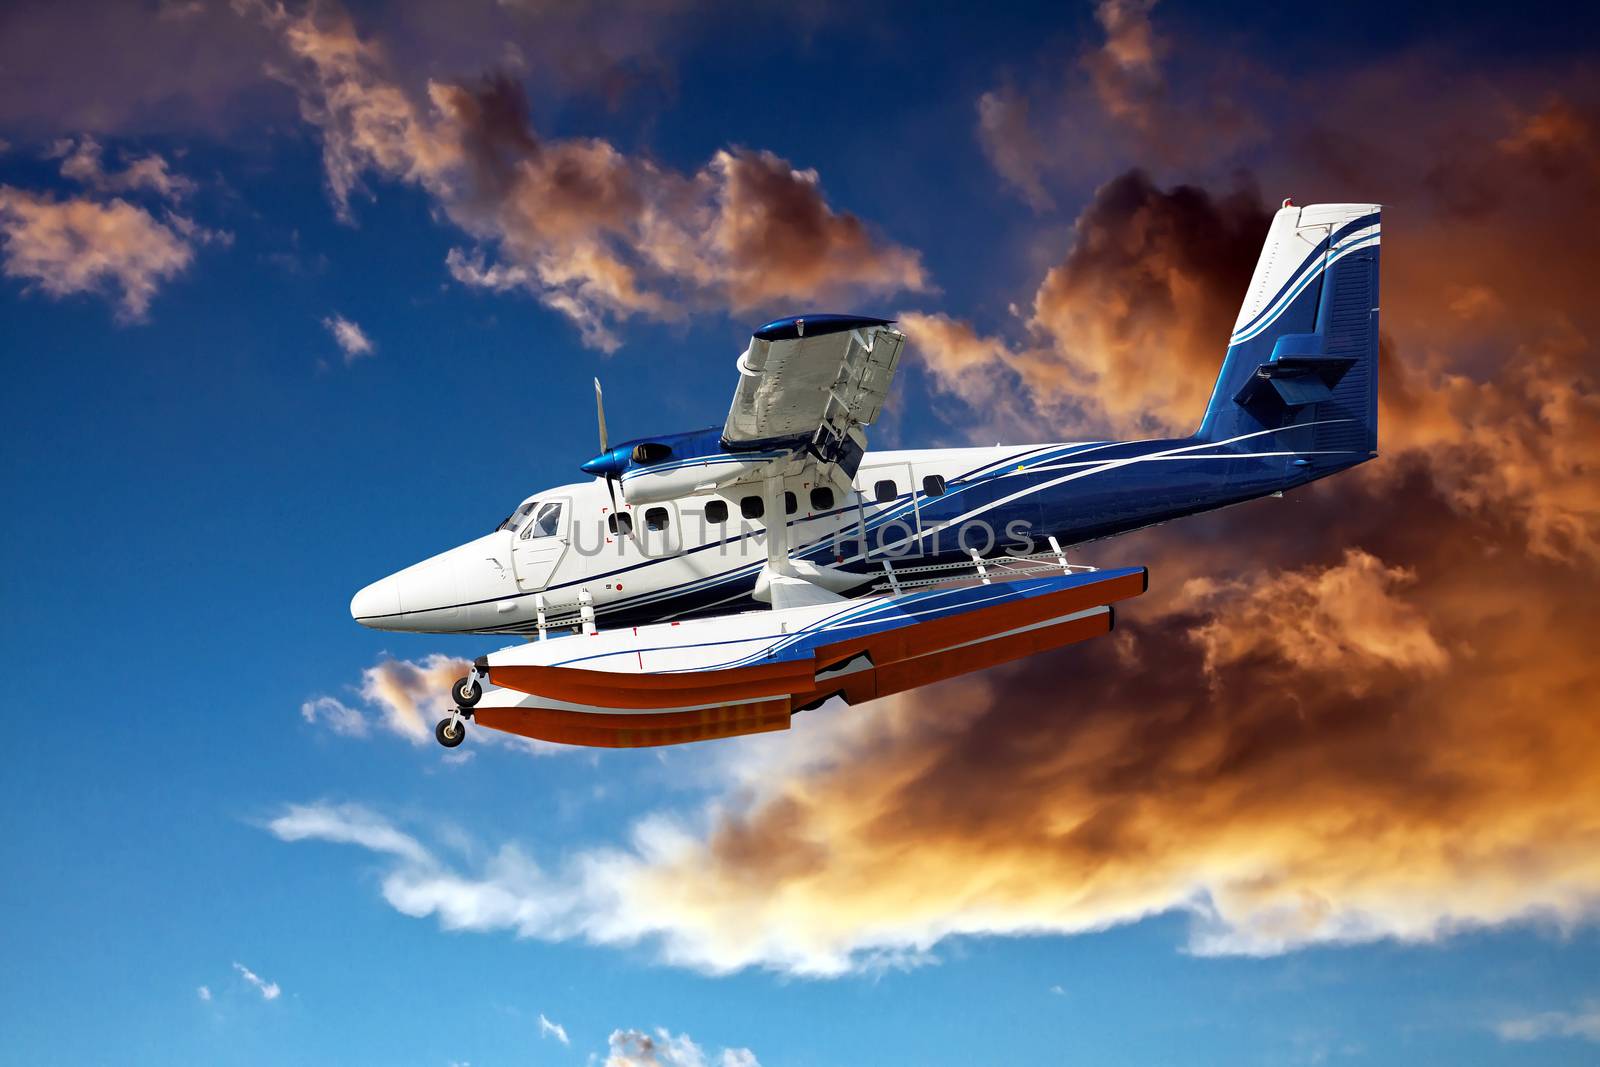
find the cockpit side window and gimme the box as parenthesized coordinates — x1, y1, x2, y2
(522, 501, 564, 539)
(498, 500, 538, 533)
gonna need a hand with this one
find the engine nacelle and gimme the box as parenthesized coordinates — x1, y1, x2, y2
(619, 453, 777, 504)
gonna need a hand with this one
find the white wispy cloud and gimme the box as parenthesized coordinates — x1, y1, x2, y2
(539, 1013, 570, 1046)
(1495, 1003, 1600, 1043)
(323, 313, 374, 362)
(266, 803, 432, 866)
(261, 796, 905, 976)
(196, 985, 211, 1002)
(299, 695, 369, 737)
(232, 962, 281, 1001)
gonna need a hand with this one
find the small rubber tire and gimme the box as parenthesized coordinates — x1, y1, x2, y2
(435, 717, 466, 748)
(451, 676, 483, 707)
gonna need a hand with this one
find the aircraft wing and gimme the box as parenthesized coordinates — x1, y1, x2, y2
(723, 315, 905, 477)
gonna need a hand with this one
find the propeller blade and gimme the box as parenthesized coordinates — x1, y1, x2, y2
(594, 377, 609, 454)
(590, 378, 622, 514)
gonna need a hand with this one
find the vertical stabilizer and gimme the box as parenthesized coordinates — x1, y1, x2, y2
(1196, 202, 1381, 472)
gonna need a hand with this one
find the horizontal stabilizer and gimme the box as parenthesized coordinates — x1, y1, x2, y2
(1233, 353, 1358, 410)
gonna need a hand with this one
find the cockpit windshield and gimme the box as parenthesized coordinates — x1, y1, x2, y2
(521, 501, 563, 540)
(496, 500, 538, 533)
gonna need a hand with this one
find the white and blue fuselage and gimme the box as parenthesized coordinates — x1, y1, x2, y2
(351, 423, 1366, 635)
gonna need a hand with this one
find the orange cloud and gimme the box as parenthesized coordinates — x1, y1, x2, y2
(1182, 549, 1448, 681)
(1497, 96, 1599, 181)
(0, 186, 201, 319)
(700, 148, 928, 309)
(1084, 0, 1162, 131)
(903, 171, 1271, 438)
(1023, 171, 1270, 435)
(52, 136, 196, 201)
(263, 6, 926, 351)
(896, 310, 1028, 429)
(603, 521, 1599, 969)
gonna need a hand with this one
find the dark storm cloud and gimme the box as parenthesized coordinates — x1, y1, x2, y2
(1025, 170, 1271, 434)
(0, 0, 700, 138)
(977, 0, 1265, 201)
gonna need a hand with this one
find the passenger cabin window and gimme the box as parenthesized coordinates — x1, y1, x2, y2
(522, 501, 563, 539)
(608, 512, 633, 536)
(923, 474, 947, 497)
(644, 506, 670, 532)
(704, 500, 728, 523)
(740, 495, 764, 520)
(874, 479, 898, 504)
(498, 500, 537, 533)
(785, 491, 798, 515)
(810, 486, 835, 510)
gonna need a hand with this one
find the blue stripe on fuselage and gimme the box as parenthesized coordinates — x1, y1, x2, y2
(465, 426, 1368, 633)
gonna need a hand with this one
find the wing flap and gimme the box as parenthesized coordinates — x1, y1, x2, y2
(724, 317, 904, 453)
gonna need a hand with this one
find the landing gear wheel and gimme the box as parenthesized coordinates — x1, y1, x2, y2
(435, 717, 466, 748)
(451, 676, 482, 707)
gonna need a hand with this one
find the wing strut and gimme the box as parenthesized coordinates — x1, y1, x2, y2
(755, 467, 849, 610)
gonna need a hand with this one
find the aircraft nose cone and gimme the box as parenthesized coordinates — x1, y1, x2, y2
(350, 575, 401, 623)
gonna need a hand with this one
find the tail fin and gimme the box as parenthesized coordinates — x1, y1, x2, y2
(1196, 201, 1381, 471)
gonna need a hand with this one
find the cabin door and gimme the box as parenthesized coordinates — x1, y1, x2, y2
(512, 498, 571, 590)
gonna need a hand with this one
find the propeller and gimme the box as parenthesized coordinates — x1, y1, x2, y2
(593, 377, 620, 511)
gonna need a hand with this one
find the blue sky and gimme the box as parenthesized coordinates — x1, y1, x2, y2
(3, 1, 1599, 1064)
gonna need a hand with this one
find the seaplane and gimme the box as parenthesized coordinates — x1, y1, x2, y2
(351, 200, 1382, 749)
